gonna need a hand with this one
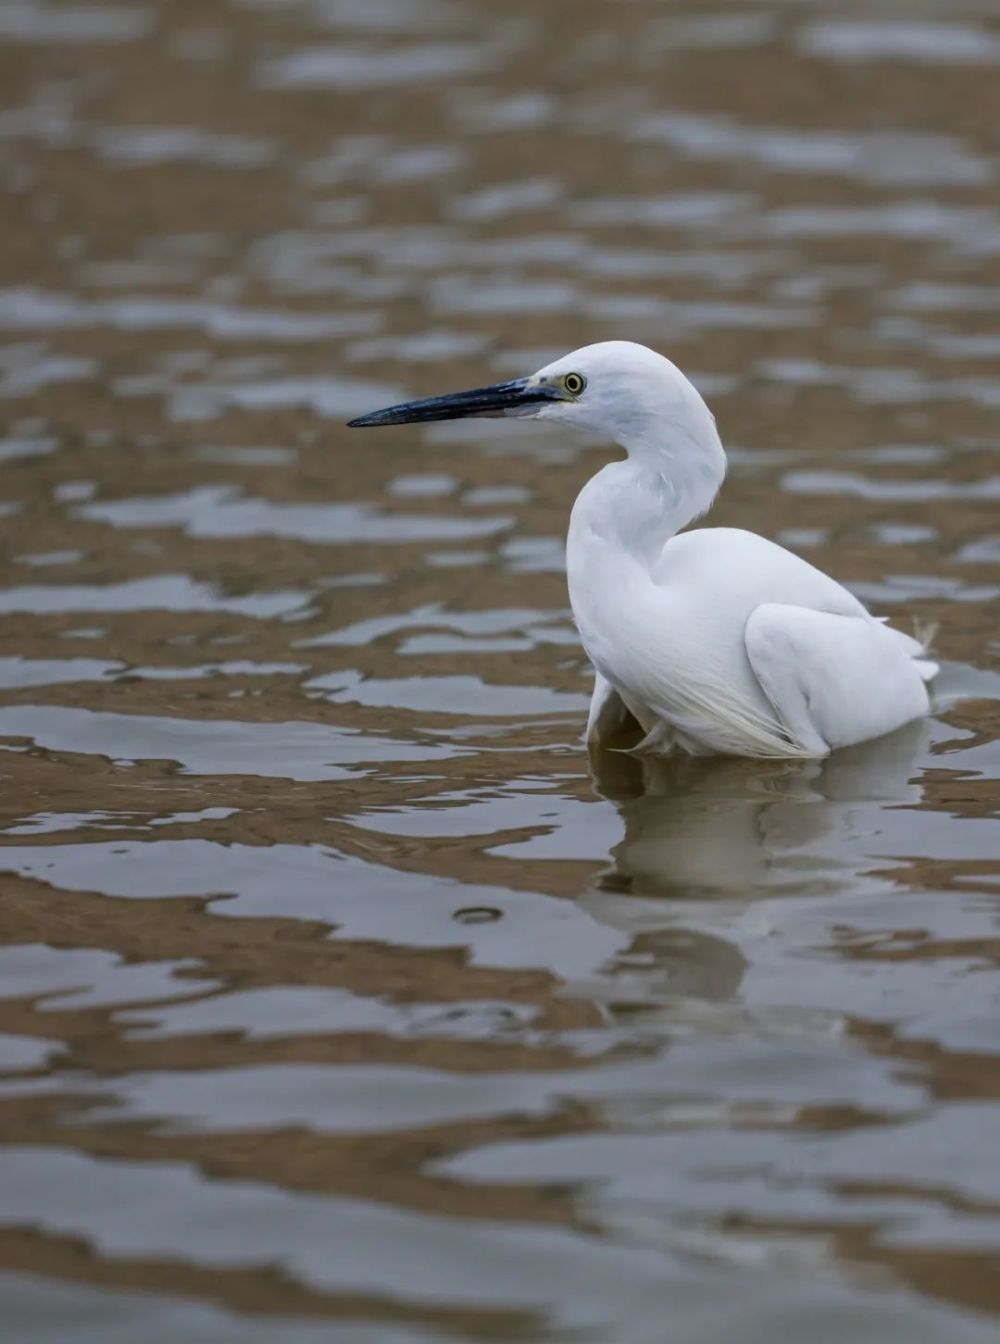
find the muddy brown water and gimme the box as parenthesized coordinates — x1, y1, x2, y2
(0, 2, 998, 1341)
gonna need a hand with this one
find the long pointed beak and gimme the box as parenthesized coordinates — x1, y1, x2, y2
(347, 376, 560, 427)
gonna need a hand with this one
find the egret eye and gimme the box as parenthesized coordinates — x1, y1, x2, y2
(563, 372, 586, 395)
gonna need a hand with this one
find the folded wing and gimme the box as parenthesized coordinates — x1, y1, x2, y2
(745, 604, 937, 756)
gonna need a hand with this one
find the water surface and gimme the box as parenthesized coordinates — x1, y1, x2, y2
(0, 1, 998, 1341)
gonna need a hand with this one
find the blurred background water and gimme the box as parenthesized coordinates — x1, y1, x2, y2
(0, 1, 998, 1341)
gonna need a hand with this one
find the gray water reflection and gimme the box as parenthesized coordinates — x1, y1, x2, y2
(0, 0, 998, 1339)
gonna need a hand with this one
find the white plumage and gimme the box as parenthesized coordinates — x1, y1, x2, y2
(350, 339, 937, 758)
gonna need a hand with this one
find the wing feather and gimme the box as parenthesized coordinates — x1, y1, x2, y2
(745, 604, 934, 755)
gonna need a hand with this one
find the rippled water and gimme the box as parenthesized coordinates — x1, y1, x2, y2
(0, 2, 998, 1341)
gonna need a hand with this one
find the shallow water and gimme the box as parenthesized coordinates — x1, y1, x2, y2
(0, 1, 998, 1341)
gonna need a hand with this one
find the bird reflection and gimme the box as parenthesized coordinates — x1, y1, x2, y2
(578, 719, 929, 1014)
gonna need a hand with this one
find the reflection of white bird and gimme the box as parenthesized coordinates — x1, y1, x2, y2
(350, 341, 937, 758)
(589, 717, 929, 898)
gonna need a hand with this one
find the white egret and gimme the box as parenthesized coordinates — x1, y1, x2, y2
(349, 341, 936, 757)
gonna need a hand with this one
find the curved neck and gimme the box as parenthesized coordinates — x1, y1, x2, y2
(594, 380, 727, 554)
(571, 433, 726, 570)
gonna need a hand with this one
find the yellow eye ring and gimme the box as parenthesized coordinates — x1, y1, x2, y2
(563, 372, 586, 395)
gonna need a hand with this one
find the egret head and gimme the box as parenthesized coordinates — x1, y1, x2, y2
(348, 340, 720, 459)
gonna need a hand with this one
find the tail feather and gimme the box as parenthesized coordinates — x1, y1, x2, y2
(884, 618, 939, 683)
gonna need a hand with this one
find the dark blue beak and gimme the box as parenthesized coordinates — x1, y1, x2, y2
(347, 377, 559, 427)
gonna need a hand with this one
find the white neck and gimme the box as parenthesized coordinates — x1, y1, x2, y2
(570, 422, 727, 569)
